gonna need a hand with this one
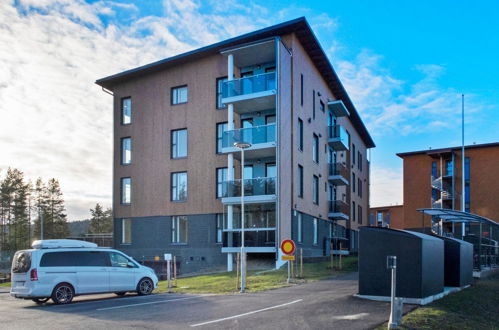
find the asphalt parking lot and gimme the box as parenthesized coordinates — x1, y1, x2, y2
(0, 273, 415, 329)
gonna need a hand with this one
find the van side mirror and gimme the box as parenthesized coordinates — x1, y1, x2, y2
(127, 262, 135, 268)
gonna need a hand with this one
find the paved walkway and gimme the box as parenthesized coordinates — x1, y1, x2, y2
(0, 273, 417, 329)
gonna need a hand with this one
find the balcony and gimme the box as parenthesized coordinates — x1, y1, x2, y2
(221, 124, 276, 159)
(328, 125, 349, 151)
(328, 100, 350, 117)
(328, 200, 350, 220)
(221, 177, 276, 205)
(328, 162, 349, 185)
(221, 72, 276, 114)
(222, 230, 276, 253)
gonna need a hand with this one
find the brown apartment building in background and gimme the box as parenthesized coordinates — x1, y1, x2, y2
(96, 18, 375, 273)
(370, 142, 499, 237)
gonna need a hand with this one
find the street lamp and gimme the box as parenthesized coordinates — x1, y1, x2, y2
(234, 141, 251, 293)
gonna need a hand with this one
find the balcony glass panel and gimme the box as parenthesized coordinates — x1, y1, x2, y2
(329, 200, 350, 215)
(222, 72, 276, 98)
(221, 177, 276, 198)
(329, 162, 348, 178)
(328, 125, 350, 149)
(222, 230, 275, 248)
(222, 124, 276, 148)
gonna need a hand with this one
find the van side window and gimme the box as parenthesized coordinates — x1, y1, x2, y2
(40, 252, 76, 267)
(74, 252, 109, 267)
(110, 252, 131, 268)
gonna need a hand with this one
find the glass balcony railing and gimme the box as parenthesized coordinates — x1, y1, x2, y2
(221, 177, 276, 198)
(222, 72, 276, 98)
(222, 124, 276, 149)
(328, 125, 349, 150)
(222, 230, 276, 248)
(329, 162, 349, 178)
(328, 200, 350, 215)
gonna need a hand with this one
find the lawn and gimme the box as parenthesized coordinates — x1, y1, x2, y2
(156, 256, 358, 294)
(0, 282, 10, 287)
(376, 274, 499, 330)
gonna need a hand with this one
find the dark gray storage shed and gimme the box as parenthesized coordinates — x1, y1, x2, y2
(440, 236, 473, 287)
(359, 227, 444, 299)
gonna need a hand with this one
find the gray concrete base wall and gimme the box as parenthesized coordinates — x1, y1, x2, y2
(114, 214, 226, 274)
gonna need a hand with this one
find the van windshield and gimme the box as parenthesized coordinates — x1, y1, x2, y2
(12, 251, 31, 273)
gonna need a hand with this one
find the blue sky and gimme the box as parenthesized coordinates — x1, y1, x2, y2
(1, 0, 497, 218)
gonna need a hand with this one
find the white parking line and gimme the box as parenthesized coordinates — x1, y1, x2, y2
(97, 295, 209, 311)
(190, 299, 303, 327)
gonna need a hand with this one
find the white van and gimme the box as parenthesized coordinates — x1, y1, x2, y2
(10, 240, 158, 304)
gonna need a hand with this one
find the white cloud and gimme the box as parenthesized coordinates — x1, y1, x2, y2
(370, 166, 403, 207)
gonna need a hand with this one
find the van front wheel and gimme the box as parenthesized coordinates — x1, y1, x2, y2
(51, 283, 74, 304)
(137, 278, 153, 296)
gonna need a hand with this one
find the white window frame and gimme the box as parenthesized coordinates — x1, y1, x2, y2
(172, 216, 188, 243)
(172, 86, 188, 104)
(313, 218, 318, 245)
(122, 218, 131, 244)
(297, 213, 303, 243)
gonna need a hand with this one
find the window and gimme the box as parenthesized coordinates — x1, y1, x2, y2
(122, 218, 131, 244)
(216, 77, 227, 109)
(121, 137, 131, 165)
(313, 218, 318, 245)
(216, 167, 228, 198)
(313, 134, 319, 163)
(312, 90, 316, 120)
(121, 177, 131, 204)
(298, 165, 304, 198)
(352, 201, 356, 222)
(432, 161, 437, 178)
(465, 157, 470, 181)
(358, 205, 362, 224)
(121, 97, 131, 125)
(300, 74, 304, 106)
(352, 173, 356, 193)
(216, 214, 223, 243)
(352, 144, 356, 164)
(110, 252, 132, 268)
(216, 122, 228, 154)
(320, 100, 325, 112)
(377, 212, 383, 226)
(445, 159, 453, 176)
(358, 177, 362, 198)
(171, 172, 187, 201)
(171, 129, 188, 158)
(298, 118, 303, 151)
(358, 151, 362, 171)
(313, 175, 319, 205)
(40, 252, 76, 267)
(297, 212, 303, 243)
(172, 216, 188, 243)
(171, 85, 188, 105)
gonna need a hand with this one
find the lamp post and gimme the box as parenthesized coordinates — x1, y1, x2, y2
(234, 141, 251, 293)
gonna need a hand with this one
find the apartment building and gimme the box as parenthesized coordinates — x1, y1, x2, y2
(96, 17, 375, 273)
(369, 205, 403, 229)
(370, 142, 499, 236)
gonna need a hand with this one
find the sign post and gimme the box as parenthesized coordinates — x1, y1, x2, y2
(280, 239, 296, 284)
(387, 255, 402, 329)
(164, 253, 172, 293)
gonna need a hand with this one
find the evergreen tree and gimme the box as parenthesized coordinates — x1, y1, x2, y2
(33, 178, 49, 240)
(88, 204, 113, 234)
(46, 178, 70, 239)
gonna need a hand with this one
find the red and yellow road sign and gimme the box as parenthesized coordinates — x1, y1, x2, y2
(280, 239, 296, 255)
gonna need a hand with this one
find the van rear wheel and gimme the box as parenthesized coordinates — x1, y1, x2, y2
(137, 278, 153, 296)
(51, 283, 74, 304)
(32, 298, 50, 304)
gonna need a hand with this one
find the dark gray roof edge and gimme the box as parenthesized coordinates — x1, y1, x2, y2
(397, 142, 499, 158)
(95, 17, 306, 86)
(95, 16, 375, 148)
